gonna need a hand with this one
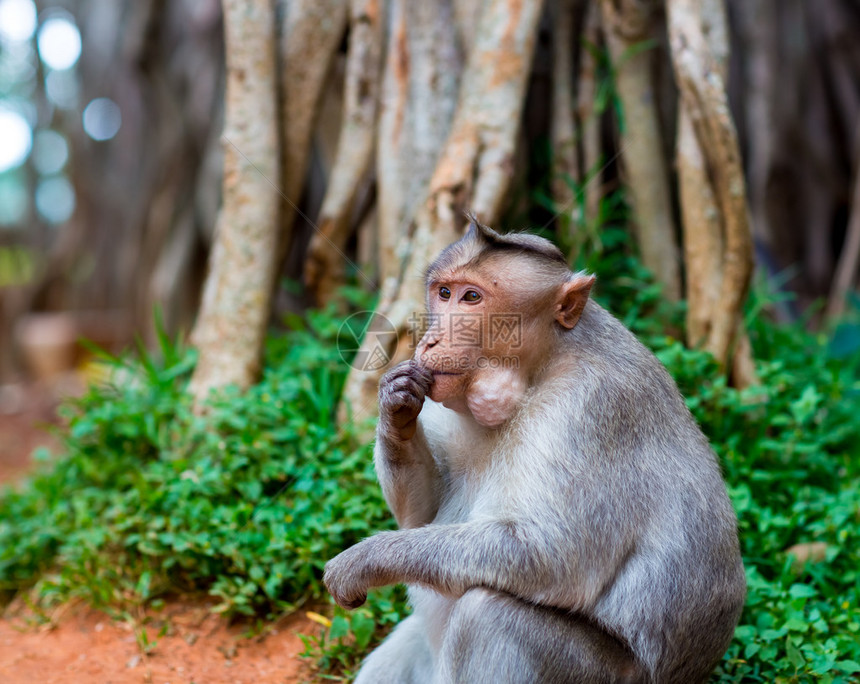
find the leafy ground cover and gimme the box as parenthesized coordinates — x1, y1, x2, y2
(1, 243, 860, 681)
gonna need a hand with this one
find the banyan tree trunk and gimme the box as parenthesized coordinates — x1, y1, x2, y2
(577, 0, 604, 226)
(277, 0, 348, 247)
(601, 0, 681, 301)
(375, 0, 462, 291)
(304, 0, 385, 305)
(827, 129, 860, 320)
(189, 0, 280, 401)
(668, 0, 757, 386)
(551, 0, 578, 231)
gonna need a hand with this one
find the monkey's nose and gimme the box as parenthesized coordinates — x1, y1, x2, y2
(417, 328, 442, 351)
(414, 333, 441, 363)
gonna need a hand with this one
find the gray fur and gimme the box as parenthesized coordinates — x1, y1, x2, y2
(325, 237, 746, 683)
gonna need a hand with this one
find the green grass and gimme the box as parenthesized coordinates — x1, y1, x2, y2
(1, 246, 860, 681)
(0, 304, 391, 620)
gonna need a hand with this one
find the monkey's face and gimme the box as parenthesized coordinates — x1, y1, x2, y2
(417, 222, 595, 427)
(414, 275, 536, 427)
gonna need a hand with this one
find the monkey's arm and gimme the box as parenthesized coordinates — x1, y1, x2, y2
(374, 426, 443, 528)
(324, 520, 586, 610)
(374, 360, 443, 528)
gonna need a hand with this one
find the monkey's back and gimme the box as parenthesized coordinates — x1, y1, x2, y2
(568, 302, 746, 682)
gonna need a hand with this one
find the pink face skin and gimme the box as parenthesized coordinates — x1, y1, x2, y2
(414, 270, 594, 428)
(414, 278, 532, 428)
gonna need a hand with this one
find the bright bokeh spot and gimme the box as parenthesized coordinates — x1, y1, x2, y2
(0, 0, 37, 43)
(37, 17, 81, 70)
(32, 129, 69, 175)
(35, 175, 75, 223)
(82, 97, 121, 141)
(0, 109, 32, 172)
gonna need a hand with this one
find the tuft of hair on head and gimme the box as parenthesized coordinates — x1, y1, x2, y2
(426, 211, 570, 285)
(463, 210, 501, 241)
(462, 210, 567, 266)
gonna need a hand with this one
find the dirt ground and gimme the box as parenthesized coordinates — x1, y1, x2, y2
(0, 382, 321, 684)
(0, 602, 316, 684)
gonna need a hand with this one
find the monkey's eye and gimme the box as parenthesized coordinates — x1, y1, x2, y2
(462, 290, 482, 303)
(439, 286, 451, 300)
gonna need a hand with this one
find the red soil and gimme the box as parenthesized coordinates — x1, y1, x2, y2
(0, 602, 317, 684)
(0, 385, 322, 684)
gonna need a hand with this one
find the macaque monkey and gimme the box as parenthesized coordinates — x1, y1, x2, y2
(324, 217, 746, 683)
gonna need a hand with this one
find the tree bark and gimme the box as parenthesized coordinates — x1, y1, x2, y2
(342, 0, 546, 420)
(577, 0, 603, 226)
(278, 0, 348, 241)
(676, 0, 726, 350)
(189, 0, 281, 401)
(376, 0, 462, 290)
(601, 0, 681, 300)
(678, 107, 723, 349)
(304, 0, 385, 306)
(551, 0, 578, 228)
(669, 0, 756, 384)
(452, 0, 484, 56)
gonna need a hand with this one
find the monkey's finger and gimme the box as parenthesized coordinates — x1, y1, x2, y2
(408, 367, 434, 395)
(387, 374, 429, 398)
(380, 360, 419, 385)
(390, 365, 433, 395)
(323, 573, 366, 610)
(406, 361, 434, 391)
(382, 360, 433, 389)
(387, 389, 423, 412)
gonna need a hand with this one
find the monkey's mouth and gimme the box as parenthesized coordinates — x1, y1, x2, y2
(431, 371, 463, 376)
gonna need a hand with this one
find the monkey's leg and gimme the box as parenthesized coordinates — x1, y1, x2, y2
(436, 588, 645, 684)
(354, 614, 435, 684)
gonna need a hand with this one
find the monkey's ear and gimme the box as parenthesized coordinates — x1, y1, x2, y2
(556, 275, 595, 329)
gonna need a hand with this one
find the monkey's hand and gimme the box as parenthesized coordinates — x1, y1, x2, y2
(378, 360, 433, 442)
(323, 541, 374, 610)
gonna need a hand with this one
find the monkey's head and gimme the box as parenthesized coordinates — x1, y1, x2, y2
(415, 215, 594, 427)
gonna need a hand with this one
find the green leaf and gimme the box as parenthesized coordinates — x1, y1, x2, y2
(329, 615, 349, 640)
(786, 639, 805, 669)
(788, 583, 818, 599)
(833, 660, 860, 674)
(135, 571, 151, 600)
(350, 611, 375, 649)
(783, 616, 809, 633)
(744, 641, 761, 659)
(760, 627, 788, 642)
